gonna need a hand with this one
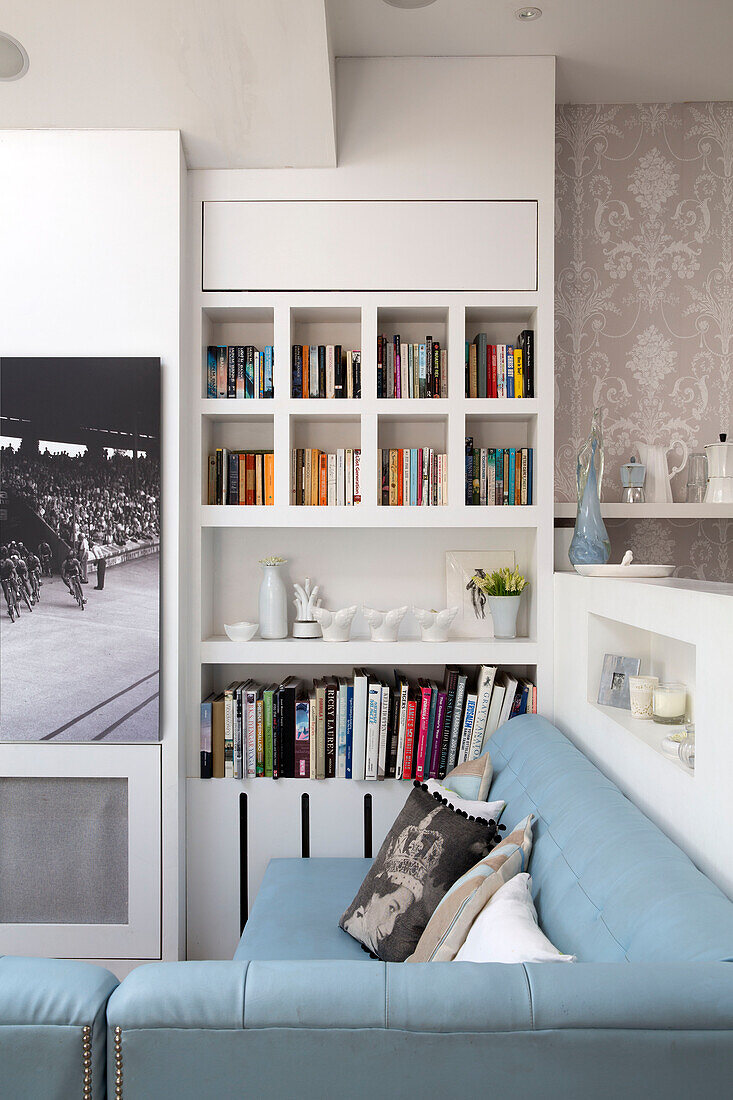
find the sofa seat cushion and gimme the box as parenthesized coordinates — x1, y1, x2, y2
(235, 858, 375, 962)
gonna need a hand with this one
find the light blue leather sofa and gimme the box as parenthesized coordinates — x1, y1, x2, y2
(0, 955, 117, 1100)
(106, 715, 733, 1099)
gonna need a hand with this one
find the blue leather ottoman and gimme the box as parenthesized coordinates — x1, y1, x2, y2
(0, 955, 117, 1100)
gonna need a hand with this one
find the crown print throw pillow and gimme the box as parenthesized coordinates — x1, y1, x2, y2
(339, 783, 504, 962)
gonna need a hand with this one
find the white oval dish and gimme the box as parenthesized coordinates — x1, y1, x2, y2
(574, 564, 675, 578)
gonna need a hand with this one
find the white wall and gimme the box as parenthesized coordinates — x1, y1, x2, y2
(0, 129, 186, 967)
(555, 574, 733, 898)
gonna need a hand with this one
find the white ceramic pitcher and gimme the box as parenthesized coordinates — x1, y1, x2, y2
(637, 441, 688, 503)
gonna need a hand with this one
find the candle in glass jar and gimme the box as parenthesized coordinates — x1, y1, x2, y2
(652, 682, 687, 725)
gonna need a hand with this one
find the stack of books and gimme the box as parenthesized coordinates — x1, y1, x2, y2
(208, 449, 274, 505)
(465, 329, 534, 398)
(291, 448, 361, 506)
(465, 439, 533, 506)
(379, 448, 447, 506)
(377, 334, 447, 398)
(206, 345, 275, 399)
(291, 345, 361, 398)
(200, 665, 537, 780)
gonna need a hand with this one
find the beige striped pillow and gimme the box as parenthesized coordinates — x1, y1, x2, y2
(408, 815, 534, 963)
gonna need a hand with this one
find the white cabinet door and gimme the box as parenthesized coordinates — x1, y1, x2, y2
(0, 744, 160, 959)
(202, 200, 538, 292)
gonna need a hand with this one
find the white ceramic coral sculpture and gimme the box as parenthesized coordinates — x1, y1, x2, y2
(412, 605, 459, 642)
(292, 578, 322, 639)
(362, 605, 408, 642)
(312, 604, 358, 642)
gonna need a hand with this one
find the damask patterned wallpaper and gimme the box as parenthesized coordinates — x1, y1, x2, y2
(555, 102, 732, 581)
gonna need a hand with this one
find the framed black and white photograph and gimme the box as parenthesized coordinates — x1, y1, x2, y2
(597, 654, 641, 711)
(0, 357, 160, 742)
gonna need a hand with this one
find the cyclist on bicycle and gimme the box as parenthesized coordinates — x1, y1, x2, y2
(26, 550, 42, 602)
(62, 552, 86, 606)
(1, 554, 20, 620)
(13, 553, 34, 606)
(38, 540, 53, 576)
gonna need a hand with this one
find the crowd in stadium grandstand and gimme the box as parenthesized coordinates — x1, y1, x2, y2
(0, 446, 160, 548)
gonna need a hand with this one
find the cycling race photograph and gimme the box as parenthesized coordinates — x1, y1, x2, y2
(0, 357, 160, 742)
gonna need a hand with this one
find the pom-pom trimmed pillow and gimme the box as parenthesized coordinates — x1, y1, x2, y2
(423, 779, 505, 826)
(455, 873, 576, 964)
(441, 753, 493, 802)
(340, 783, 502, 962)
(408, 814, 534, 963)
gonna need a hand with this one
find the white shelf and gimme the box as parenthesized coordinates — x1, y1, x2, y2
(201, 636, 538, 665)
(554, 502, 733, 520)
(200, 504, 540, 528)
(201, 397, 538, 418)
(590, 702, 693, 777)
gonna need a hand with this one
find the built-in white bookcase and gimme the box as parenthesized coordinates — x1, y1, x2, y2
(188, 288, 553, 958)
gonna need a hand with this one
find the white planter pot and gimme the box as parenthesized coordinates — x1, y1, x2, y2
(488, 595, 521, 639)
(362, 605, 408, 642)
(312, 605, 357, 642)
(258, 565, 288, 639)
(412, 605, 459, 642)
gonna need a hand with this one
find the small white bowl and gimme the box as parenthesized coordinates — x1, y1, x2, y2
(224, 621, 258, 643)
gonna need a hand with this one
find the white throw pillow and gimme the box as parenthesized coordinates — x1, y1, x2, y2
(423, 779, 505, 826)
(455, 873, 576, 964)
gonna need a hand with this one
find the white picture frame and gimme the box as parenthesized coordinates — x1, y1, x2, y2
(597, 654, 641, 710)
(445, 550, 516, 639)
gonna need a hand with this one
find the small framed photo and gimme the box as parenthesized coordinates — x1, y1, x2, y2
(445, 550, 515, 639)
(598, 654, 641, 710)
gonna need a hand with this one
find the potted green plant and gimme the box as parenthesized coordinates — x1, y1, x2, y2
(470, 566, 528, 639)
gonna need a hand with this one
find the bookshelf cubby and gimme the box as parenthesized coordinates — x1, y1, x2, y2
(290, 306, 362, 399)
(377, 305, 449, 399)
(202, 306, 275, 399)
(464, 305, 537, 400)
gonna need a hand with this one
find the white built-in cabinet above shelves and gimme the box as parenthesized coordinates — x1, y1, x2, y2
(554, 502, 733, 520)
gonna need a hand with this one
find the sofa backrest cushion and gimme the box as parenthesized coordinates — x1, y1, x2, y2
(488, 715, 733, 963)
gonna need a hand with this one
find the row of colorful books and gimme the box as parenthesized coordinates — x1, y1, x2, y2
(206, 345, 275, 399)
(291, 448, 362, 506)
(208, 449, 274, 506)
(466, 330, 534, 399)
(465, 440, 533, 506)
(200, 666, 536, 780)
(379, 448, 447, 507)
(377, 335, 447, 399)
(291, 346, 361, 399)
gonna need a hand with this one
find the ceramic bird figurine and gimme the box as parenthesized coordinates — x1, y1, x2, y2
(412, 605, 459, 642)
(312, 604, 358, 642)
(362, 605, 408, 642)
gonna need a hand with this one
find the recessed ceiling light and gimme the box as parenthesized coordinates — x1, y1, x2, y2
(0, 31, 29, 81)
(383, 0, 438, 9)
(515, 6, 542, 20)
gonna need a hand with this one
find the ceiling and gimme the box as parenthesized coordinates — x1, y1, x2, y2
(328, 0, 733, 105)
(1, 0, 731, 169)
(0, 0, 337, 168)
